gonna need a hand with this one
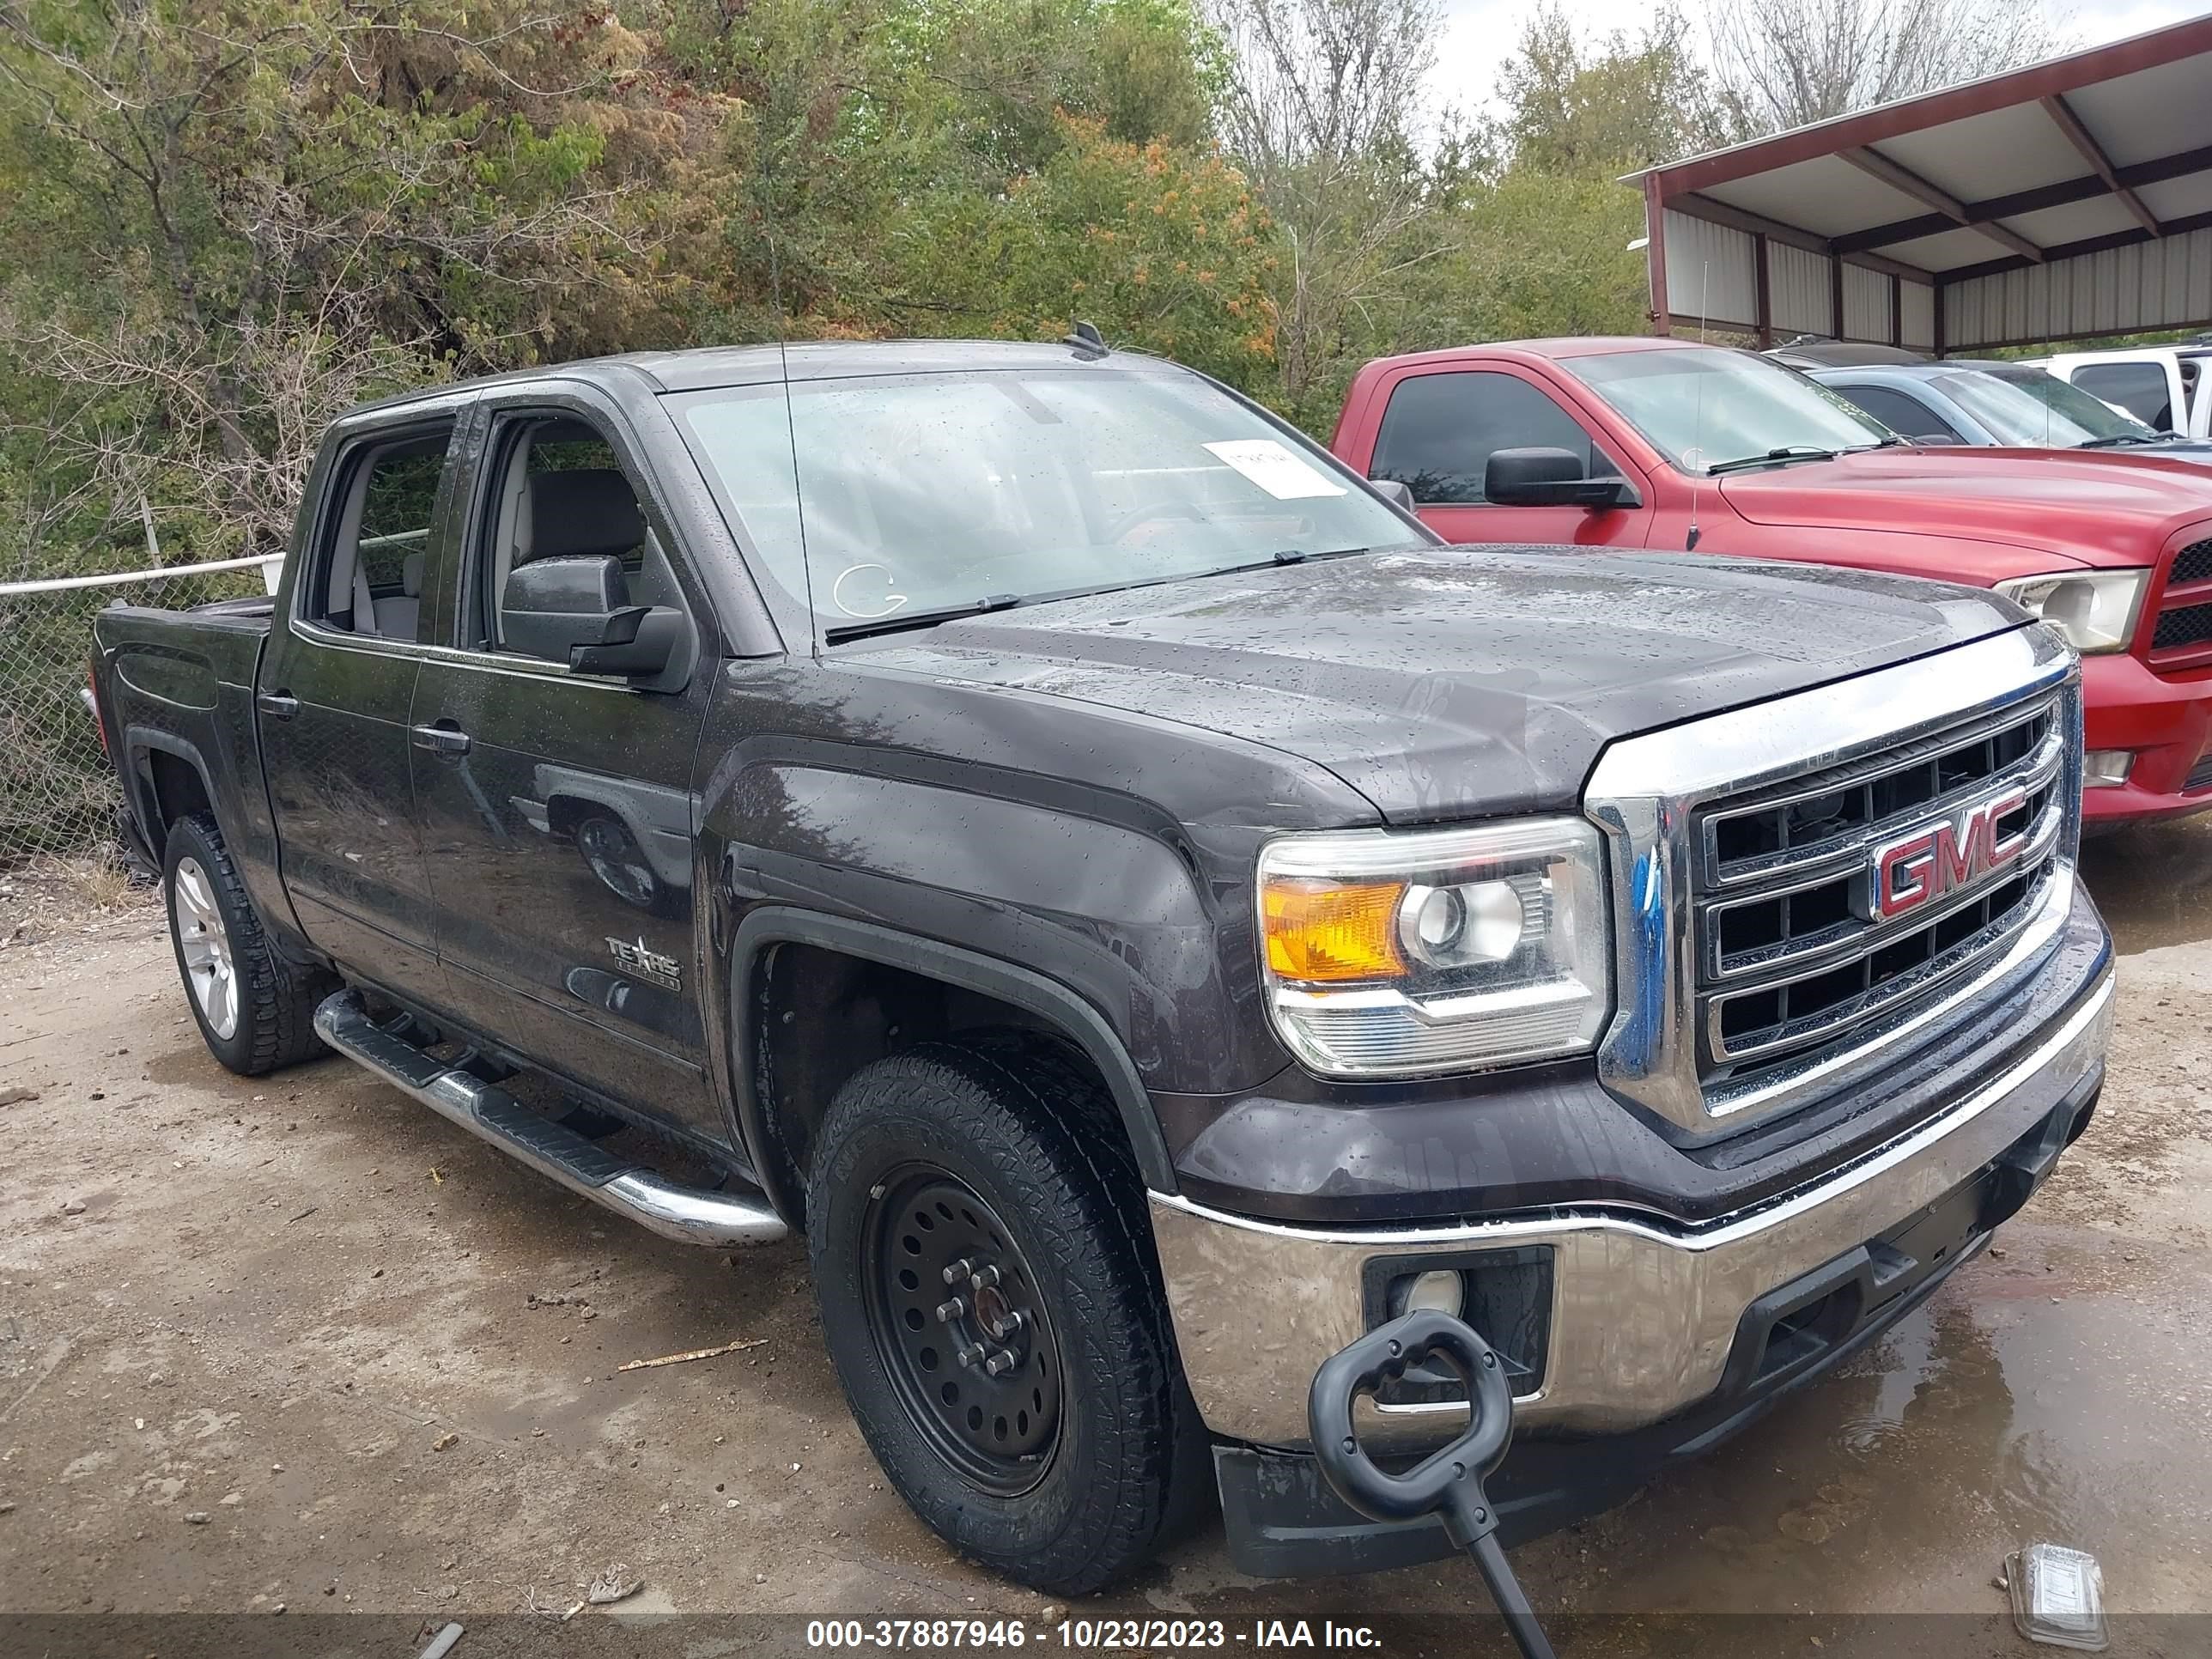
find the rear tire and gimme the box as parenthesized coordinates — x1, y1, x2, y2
(805, 1042, 1205, 1594)
(162, 813, 332, 1075)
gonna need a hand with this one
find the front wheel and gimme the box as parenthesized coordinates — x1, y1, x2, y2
(806, 1043, 1205, 1594)
(163, 813, 331, 1075)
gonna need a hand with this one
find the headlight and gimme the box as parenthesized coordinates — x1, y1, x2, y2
(1994, 568, 2148, 654)
(1256, 817, 1612, 1078)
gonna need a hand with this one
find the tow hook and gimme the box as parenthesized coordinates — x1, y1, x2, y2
(1308, 1310, 1557, 1659)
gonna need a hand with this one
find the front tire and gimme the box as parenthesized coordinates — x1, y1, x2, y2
(806, 1042, 1202, 1594)
(162, 813, 331, 1075)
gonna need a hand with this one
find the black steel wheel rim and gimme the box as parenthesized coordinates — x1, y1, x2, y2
(862, 1164, 1066, 1496)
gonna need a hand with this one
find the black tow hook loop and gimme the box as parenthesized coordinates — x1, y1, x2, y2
(1308, 1310, 1557, 1659)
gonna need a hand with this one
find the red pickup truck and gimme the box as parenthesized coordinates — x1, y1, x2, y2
(1330, 337, 2212, 823)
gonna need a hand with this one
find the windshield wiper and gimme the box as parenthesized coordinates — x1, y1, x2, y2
(824, 593, 1022, 645)
(2079, 433, 2163, 447)
(1273, 545, 1373, 565)
(1705, 446, 1839, 475)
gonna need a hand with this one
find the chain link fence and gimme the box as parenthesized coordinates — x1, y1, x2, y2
(0, 557, 281, 866)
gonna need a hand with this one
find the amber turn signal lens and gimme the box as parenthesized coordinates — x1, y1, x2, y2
(1262, 878, 1407, 982)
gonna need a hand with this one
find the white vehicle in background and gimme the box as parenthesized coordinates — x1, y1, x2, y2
(2033, 341, 2211, 437)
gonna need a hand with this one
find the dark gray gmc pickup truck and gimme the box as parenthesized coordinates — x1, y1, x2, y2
(88, 339, 2115, 1593)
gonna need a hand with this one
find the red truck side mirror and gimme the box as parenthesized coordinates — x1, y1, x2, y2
(1485, 447, 1638, 510)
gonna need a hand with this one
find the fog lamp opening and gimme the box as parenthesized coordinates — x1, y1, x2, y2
(2082, 750, 2134, 788)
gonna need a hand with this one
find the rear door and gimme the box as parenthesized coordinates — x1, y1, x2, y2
(1362, 366, 1653, 547)
(259, 409, 465, 991)
(407, 387, 723, 1139)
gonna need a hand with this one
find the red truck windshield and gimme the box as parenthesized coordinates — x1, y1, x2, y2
(1567, 347, 1894, 475)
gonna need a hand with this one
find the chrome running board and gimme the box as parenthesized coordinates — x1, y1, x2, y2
(314, 988, 788, 1248)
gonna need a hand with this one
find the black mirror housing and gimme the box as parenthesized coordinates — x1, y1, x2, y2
(1485, 447, 1637, 509)
(502, 554, 677, 680)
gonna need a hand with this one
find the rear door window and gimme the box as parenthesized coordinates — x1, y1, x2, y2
(1369, 371, 1621, 504)
(1828, 384, 1965, 442)
(306, 428, 455, 643)
(2072, 362, 2172, 430)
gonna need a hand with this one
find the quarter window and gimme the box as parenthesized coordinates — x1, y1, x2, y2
(1369, 372, 1620, 504)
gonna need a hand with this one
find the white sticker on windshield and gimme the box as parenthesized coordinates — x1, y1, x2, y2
(1202, 439, 1347, 501)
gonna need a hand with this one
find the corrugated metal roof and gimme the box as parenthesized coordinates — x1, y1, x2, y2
(1625, 16, 2212, 351)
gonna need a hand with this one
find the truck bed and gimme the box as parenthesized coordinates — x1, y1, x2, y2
(88, 600, 288, 921)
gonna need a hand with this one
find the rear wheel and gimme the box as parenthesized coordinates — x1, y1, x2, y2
(162, 813, 332, 1075)
(806, 1042, 1204, 1594)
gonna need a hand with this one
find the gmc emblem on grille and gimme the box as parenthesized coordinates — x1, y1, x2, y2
(1868, 787, 2030, 921)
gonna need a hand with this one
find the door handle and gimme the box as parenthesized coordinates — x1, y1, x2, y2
(410, 722, 471, 757)
(256, 690, 300, 720)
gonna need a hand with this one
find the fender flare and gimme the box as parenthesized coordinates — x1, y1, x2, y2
(726, 906, 1178, 1221)
(122, 727, 228, 859)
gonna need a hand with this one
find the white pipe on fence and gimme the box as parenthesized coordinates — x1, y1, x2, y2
(0, 553, 284, 598)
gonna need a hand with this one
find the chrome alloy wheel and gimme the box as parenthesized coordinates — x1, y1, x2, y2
(171, 855, 239, 1040)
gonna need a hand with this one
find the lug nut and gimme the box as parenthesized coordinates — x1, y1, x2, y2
(943, 1258, 975, 1285)
(969, 1264, 1001, 1291)
(984, 1350, 1017, 1376)
(987, 1309, 1026, 1340)
(935, 1297, 966, 1323)
(956, 1343, 986, 1368)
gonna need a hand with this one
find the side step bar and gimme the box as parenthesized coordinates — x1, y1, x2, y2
(314, 988, 789, 1248)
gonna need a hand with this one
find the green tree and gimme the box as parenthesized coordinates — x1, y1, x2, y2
(895, 112, 1279, 391)
(1493, 3, 1724, 178)
(0, 1, 721, 564)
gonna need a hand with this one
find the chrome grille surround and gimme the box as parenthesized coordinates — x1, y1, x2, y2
(1583, 626, 2081, 1137)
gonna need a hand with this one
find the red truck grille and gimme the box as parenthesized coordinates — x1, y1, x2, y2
(2153, 603, 2212, 652)
(2150, 538, 2212, 665)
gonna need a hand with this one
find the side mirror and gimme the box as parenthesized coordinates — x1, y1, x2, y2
(501, 555, 678, 680)
(1485, 447, 1638, 509)
(1368, 477, 1416, 511)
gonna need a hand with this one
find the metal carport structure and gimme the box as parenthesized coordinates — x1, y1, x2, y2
(1625, 15, 2212, 354)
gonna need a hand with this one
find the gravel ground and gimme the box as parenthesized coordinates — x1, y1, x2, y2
(3, 817, 2209, 1657)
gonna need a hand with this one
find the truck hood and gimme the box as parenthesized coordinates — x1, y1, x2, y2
(842, 547, 2024, 823)
(1717, 447, 2212, 565)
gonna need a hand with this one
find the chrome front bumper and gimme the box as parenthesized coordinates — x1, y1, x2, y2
(1150, 966, 2113, 1449)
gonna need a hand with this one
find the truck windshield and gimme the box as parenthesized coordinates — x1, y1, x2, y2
(1566, 347, 1893, 475)
(1957, 367, 2159, 445)
(668, 368, 1419, 637)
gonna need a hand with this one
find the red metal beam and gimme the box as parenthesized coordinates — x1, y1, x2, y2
(2040, 94, 2161, 234)
(1753, 233, 1772, 348)
(1840, 147, 2043, 262)
(1825, 139, 2212, 255)
(1940, 202, 2212, 284)
(1643, 173, 1671, 337)
(1668, 191, 1936, 283)
(1632, 15, 2212, 200)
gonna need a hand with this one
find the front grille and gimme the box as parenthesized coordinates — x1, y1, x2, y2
(1692, 696, 2065, 1088)
(2153, 601, 2212, 653)
(2168, 538, 2212, 588)
(2188, 750, 2212, 794)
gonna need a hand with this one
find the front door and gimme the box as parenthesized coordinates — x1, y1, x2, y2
(259, 416, 462, 992)
(1364, 367, 1654, 549)
(408, 398, 721, 1139)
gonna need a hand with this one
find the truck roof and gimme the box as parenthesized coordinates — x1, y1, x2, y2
(348, 338, 1164, 418)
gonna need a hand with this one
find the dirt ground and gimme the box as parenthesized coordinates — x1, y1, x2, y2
(3, 817, 2211, 1658)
